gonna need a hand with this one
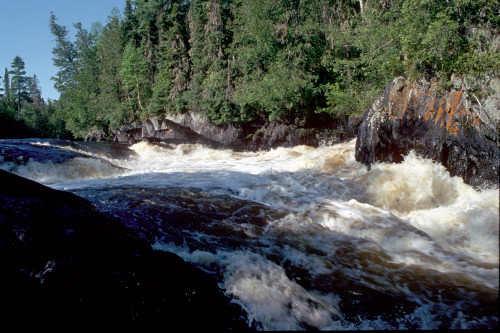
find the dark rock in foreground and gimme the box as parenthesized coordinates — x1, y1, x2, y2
(0, 169, 250, 331)
(355, 76, 499, 188)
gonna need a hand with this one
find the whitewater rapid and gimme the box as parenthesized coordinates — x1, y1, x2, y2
(0, 138, 498, 330)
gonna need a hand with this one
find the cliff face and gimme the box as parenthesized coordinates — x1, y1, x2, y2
(110, 111, 362, 151)
(355, 76, 499, 188)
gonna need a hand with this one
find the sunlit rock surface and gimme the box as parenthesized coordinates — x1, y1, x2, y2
(111, 111, 361, 151)
(355, 76, 499, 187)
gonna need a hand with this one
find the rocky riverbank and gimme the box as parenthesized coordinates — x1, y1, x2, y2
(106, 112, 362, 151)
(87, 74, 498, 188)
(355, 76, 499, 188)
(0, 169, 250, 331)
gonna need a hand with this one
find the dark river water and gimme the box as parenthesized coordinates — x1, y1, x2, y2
(1, 138, 498, 330)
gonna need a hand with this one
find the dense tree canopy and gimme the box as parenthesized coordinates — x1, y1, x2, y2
(5, 0, 495, 140)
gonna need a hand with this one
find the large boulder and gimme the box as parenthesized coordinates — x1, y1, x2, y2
(0, 169, 250, 331)
(355, 76, 499, 187)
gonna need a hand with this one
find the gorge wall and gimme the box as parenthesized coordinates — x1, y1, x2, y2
(91, 75, 498, 188)
(355, 76, 499, 188)
(110, 112, 362, 151)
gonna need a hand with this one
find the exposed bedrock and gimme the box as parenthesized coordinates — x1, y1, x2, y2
(0, 169, 250, 331)
(355, 76, 499, 188)
(109, 111, 362, 151)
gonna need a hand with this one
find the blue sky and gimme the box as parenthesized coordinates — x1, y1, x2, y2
(0, 0, 125, 101)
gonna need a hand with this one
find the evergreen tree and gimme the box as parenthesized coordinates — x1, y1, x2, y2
(62, 22, 102, 137)
(120, 42, 150, 120)
(45, 0, 500, 138)
(186, 0, 208, 110)
(50, 12, 78, 93)
(29, 74, 43, 108)
(122, 0, 140, 46)
(230, 0, 276, 121)
(231, 0, 322, 121)
(150, 0, 190, 114)
(50, 13, 104, 137)
(3, 68, 11, 99)
(135, 0, 160, 77)
(199, 0, 236, 124)
(96, 8, 127, 129)
(9, 56, 29, 119)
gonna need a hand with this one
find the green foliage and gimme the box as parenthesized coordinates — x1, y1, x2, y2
(120, 42, 151, 120)
(49, 12, 78, 93)
(29, 75, 43, 107)
(398, 0, 500, 78)
(42, 0, 498, 139)
(49, 18, 102, 138)
(150, 1, 190, 115)
(95, 9, 127, 130)
(2, 68, 10, 98)
(9, 56, 30, 118)
(1, 29, 73, 139)
(0, 86, 71, 139)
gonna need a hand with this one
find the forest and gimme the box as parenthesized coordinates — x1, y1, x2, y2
(0, 0, 498, 139)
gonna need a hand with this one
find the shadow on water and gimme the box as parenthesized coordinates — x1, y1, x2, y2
(68, 170, 498, 330)
(1, 140, 498, 329)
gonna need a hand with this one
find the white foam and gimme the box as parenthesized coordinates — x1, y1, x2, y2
(4, 138, 497, 329)
(152, 242, 342, 330)
(0, 157, 124, 184)
(131, 140, 498, 290)
(353, 151, 461, 213)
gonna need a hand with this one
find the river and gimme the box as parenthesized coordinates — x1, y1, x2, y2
(0, 138, 498, 330)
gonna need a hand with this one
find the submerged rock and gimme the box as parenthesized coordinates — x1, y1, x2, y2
(0, 169, 250, 331)
(355, 76, 499, 188)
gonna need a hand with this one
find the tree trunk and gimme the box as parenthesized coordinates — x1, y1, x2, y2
(136, 83, 144, 111)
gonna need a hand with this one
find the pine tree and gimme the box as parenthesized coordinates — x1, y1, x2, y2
(150, 0, 190, 114)
(3, 68, 10, 99)
(50, 12, 78, 93)
(199, 0, 236, 124)
(64, 22, 102, 137)
(186, 0, 208, 109)
(135, 0, 160, 77)
(122, 0, 140, 46)
(9, 56, 29, 119)
(29, 75, 43, 107)
(96, 8, 127, 129)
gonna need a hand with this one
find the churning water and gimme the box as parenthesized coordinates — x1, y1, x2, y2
(1, 138, 498, 330)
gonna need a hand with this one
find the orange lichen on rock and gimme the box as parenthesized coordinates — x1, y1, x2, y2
(436, 106, 445, 123)
(446, 121, 460, 136)
(472, 117, 480, 127)
(356, 77, 498, 188)
(386, 83, 476, 137)
(451, 91, 463, 106)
